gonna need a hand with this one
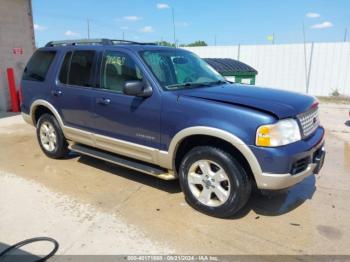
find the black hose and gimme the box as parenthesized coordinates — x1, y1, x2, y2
(0, 237, 59, 262)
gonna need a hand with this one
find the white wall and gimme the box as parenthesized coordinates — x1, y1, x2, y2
(185, 42, 350, 96)
(0, 0, 35, 111)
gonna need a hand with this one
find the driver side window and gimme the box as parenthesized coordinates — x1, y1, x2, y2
(100, 51, 143, 93)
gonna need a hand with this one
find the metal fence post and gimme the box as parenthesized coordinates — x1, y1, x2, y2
(306, 42, 315, 94)
(237, 44, 241, 61)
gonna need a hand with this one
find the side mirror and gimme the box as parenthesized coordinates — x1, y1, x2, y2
(123, 80, 152, 97)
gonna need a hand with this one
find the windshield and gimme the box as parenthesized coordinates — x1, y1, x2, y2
(140, 49, 225, 90)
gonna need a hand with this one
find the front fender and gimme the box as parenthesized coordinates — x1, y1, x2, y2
(157, 126, 263, 181)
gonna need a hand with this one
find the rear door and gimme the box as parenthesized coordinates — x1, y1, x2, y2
(53, 50, 97, 131)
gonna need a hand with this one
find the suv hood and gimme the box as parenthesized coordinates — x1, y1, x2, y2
(176, 84, 316, 119)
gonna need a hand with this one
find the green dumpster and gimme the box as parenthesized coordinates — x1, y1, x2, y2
(204, 58, 258, 85)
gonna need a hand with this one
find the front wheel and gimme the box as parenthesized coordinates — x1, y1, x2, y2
(179, 146, 252, 218)
(36, 113, 69, 159)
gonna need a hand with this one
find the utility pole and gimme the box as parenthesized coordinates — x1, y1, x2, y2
(122, 31, 125, 40)
(344, 28, 348, 42)
(302, 22, 309, 93)
(214, 35, 217, 46)
(87, 19, 90, 39)
(171, 7, 176, 47)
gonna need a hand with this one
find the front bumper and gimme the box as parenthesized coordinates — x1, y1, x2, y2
(250, 127, 325, 190)
(258, 146, 325, 189)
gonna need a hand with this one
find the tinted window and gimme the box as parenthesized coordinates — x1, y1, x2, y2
(100, 51, 143, 93)
(23, 51, 56, 82)
(68, 51, 95, 87)
(59, 51, 72, 84)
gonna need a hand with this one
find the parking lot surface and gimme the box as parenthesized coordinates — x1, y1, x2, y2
(0, 102, 350, 255)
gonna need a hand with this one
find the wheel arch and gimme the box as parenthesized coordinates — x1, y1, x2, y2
(30, 100, 64, 128)
(159, 127, 263, 183)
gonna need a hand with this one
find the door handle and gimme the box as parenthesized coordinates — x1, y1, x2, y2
(96, 97, 111, 105)
(51, 90, 63, 97)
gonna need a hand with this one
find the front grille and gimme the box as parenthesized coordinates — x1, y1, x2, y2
(297, 107, 319, 137)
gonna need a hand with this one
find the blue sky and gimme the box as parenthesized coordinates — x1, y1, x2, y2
(32, 0, 350, 47)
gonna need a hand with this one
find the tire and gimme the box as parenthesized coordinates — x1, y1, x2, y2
(36, 113, 69, 159)
(179, 146, 252, 218)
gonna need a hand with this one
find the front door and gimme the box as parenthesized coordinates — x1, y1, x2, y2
(91, 50, 161, 163)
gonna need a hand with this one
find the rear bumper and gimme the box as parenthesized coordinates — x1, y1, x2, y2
(252, 127, 325, 190)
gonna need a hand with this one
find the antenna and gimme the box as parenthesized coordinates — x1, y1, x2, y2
(87, 19, 91, 39)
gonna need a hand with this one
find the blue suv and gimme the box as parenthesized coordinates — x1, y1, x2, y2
(21, 39, 325, 218)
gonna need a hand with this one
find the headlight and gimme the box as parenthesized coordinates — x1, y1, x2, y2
(256, 119, 301, 147)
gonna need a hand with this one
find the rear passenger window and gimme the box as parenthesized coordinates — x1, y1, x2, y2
(23, 51, 56, 82)
(68, 51, 95, 87)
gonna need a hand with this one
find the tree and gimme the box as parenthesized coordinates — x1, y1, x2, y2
(185, 40, 208, 47)
(156, 40, 208, 47)
(156, 41, 175, 47)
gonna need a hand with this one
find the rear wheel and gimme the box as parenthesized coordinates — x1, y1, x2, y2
(36, 113, 69, 159)
(179, 146, 251, 218)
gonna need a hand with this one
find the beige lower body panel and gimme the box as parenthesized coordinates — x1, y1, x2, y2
(63, 126, 160, 166)
(64, 126, 95, 147)
(257, 163, 317, 190)
(94, 133, 158, 164)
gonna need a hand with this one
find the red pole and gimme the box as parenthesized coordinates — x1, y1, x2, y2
(6, 68, 20, 112)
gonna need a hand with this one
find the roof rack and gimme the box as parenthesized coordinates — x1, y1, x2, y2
(45, 38, 157, 47)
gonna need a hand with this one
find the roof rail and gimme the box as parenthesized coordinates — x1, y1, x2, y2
(45, 38, 157, 47)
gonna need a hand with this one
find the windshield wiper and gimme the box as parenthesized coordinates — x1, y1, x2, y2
(166, 82, 211, 89)
(205, 80, 228, 86)
(167, 80, 228, 89)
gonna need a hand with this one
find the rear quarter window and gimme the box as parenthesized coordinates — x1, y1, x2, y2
(23, 50, 56, 82)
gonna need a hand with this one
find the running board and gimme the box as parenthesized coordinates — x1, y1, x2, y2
(69, 143, 176, 180)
